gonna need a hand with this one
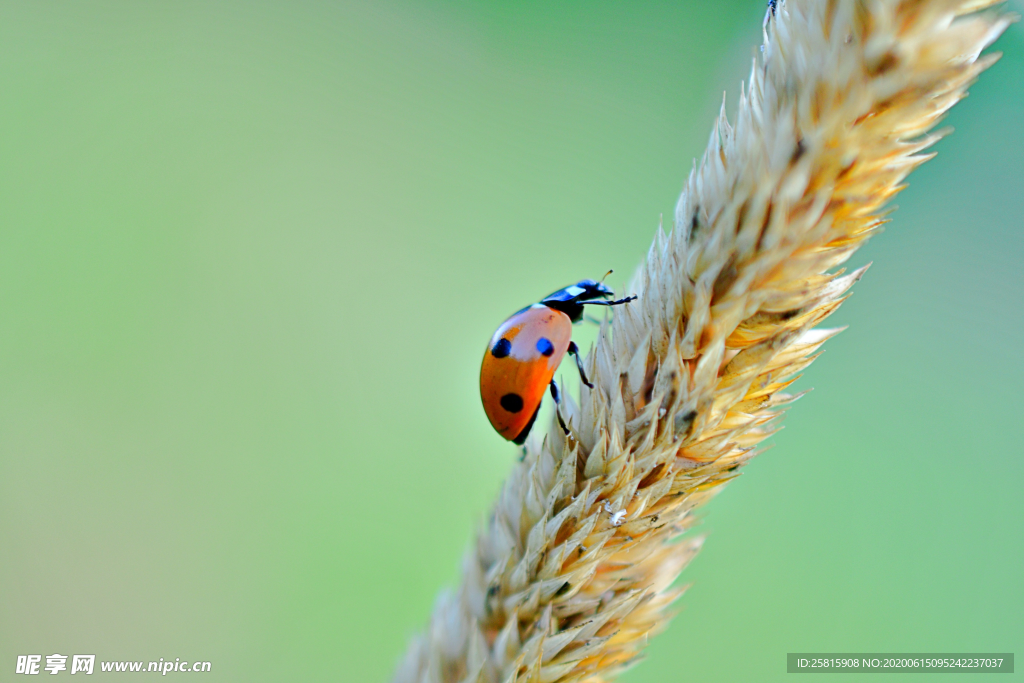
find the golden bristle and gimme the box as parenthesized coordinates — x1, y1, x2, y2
(393, 1, 1012, 682)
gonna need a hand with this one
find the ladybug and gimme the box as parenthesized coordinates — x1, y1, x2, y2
(480, 277, 637, 444)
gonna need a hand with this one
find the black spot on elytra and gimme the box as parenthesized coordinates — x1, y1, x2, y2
(536, 337, 554, 357)
(491, 338, 511, 358)
(500, 393, 524, 413)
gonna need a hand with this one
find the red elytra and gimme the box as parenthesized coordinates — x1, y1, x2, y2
(479, 279, 636, 444)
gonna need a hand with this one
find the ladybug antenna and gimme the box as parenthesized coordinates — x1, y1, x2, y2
(599, 269, 613, 284)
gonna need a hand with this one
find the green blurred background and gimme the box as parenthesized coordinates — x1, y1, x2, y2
(1, 1, 1021, 681)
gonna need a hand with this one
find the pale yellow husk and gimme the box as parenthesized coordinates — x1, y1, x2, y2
(393, 1, 1012, 681)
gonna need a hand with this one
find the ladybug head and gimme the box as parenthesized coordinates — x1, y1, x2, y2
(541, 278, 625, 322)
(541, 279, 612, 305)
(569, 279, 613, 300)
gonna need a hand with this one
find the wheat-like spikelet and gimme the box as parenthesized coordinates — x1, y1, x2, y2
(393, 1, 1011, 681)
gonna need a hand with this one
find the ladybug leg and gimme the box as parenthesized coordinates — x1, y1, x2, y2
(567, 342, 593, 389)
(549, 380, 570, 436)
(582, 294, 637, 308)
